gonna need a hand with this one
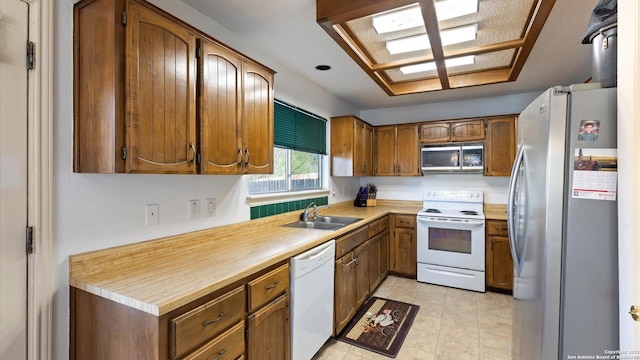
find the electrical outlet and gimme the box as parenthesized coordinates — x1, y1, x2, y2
(189, 200, 200, 219)
(206, 198, 216, 217)
(146, 204, 159, 225)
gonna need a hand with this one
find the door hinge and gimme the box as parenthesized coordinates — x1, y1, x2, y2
(195, 47, 201, 59)
(121, 146, 127, 160)
(196, 153, 201, 165)
(26, 226, 34, 254)
(26, 41, 35, 71)
(121, 11, 127, 26)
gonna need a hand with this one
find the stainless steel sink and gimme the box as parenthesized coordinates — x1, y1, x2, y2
(281, 216, 363, 230)
(314, 216, 362, 225)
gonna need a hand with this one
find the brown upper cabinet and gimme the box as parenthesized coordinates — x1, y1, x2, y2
(420, 119, 485, 144)
(484, 116, 517, 176)
(374, 124, 420, 176)
(73, 0, 274, 174)
(330, 116, 373, 176)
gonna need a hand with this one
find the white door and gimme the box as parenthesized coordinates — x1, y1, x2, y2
(0, 1, 29, 359)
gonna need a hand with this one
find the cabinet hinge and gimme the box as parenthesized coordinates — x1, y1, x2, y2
(244, 328, 248, 341)
(26, 41, 35, 71)
(26, 226, 34, 254)
(196, 153, 201, 164)
(121, 11, 127, 26)
(195, 47, 201, 59)
(121, 146, 127, 160)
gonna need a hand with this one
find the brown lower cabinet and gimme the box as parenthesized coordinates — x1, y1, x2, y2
(246, 293, 290, 360)
(333, 217, 391, 335)
(390, 214, 417, 277)
(334, 241, 369, 335)
(70, 263, 290, 360)
(486, 220, 514, 291)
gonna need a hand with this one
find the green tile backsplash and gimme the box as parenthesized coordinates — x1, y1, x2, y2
(250, 196, 329, 220)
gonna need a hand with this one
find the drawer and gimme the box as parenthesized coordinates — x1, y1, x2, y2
(367, 216, 389, 238)
(171, 286, 245, 359)
(487, 220, 508, 236)
(394, 215, 416, 228)
(335, 226, 368, 258)
(247, 264, 289, 312)
(183, 321, 244, 360)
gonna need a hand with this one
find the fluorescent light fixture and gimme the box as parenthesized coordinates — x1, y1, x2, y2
(435, 0, 479, 21)
(386, 34, 430, 54)
(386, 24, 477, 55)
(372, 5, 423, 34)
(400, 55, 475, 74)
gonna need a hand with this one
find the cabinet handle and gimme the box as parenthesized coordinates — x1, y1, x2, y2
(265, 280, 280, 290)
(237, 148, 242, 166)
(215, 349, 227, 360)
(244, 148, 250, 166)
(343, 257, 357, 267)
(189, 142, 197, 173)
(202, 312, 226, 327)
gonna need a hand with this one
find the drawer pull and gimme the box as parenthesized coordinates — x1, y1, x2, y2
(216, 349, 227, 360)
(265, 280, 280, 290)
(343, 257, 357, 267)
(202, 312, 226, 327)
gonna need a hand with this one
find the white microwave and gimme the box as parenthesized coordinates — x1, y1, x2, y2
(420, 144, 484, 173)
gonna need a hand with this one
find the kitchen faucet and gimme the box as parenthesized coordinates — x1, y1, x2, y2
(300, 202, 317, 221)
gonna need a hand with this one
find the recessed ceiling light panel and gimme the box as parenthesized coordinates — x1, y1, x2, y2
(386, 24, 477, 55)
(372, 4, 423, 34)
(400, 55, 475, 74)
(435, 0, 479, 21)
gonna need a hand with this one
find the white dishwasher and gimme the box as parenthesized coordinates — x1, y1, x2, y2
(290, 239, 335, 360)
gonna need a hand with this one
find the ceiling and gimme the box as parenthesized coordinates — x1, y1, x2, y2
(182, 0, 600, 110)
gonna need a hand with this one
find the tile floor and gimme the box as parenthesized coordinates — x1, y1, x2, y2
(313, 275, 513, 360)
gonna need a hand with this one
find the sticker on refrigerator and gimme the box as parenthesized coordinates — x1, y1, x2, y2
(572, 148, 617, 201)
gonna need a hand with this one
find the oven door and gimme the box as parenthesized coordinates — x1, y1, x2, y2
(417, 216, 485, 271)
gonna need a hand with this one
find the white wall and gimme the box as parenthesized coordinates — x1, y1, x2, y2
(53, 1, 358, 358)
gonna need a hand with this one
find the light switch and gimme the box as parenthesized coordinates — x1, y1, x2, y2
(189, 200, 200, 219)
(206, 198, 216, 217)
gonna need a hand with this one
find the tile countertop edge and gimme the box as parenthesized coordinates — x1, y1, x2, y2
(69, 200, 422, 316)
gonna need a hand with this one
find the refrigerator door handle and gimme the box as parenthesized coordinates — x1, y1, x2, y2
(508, 143, 524, 276)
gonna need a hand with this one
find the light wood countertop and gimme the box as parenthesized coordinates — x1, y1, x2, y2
(484, 203, 508, 221)
(69, 201, 421, 316)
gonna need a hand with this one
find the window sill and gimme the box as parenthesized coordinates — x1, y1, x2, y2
(247, 189, 331, 207)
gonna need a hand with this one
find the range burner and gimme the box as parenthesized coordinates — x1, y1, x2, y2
(425, 208, 441, 213)
(461, 210, 478, 216)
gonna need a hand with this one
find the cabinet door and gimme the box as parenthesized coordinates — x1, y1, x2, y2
(485, 117, 516, 176)
(198, 39, 243, 174)
(396, 124, 420, 176)
(451, 120, 485, 142)
(379, 230, 389, 278)
(355, 120, 373, 176)
(368, 235, 381, 293)
(486, 235, 514, 290)
(374, 126, 396, 176)
(127, 2, 197, 173)
(334, 256, 357, 334)
(420, 122, 450, 143)
(354, 242, 370, 309)
(246, 293, 290, 360)
(393, 228, 416, 276)
(242, 61, 274, 174)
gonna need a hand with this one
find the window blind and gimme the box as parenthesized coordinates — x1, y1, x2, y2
(274, 100, 327, 155)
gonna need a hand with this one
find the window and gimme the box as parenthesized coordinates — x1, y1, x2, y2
(248, 100, 327, 195)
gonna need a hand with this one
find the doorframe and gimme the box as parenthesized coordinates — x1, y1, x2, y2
(25, 0, 54, 359)
(618, 0, 640, 350)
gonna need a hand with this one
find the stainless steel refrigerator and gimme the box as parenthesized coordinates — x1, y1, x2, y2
(508, 84, 619, 360)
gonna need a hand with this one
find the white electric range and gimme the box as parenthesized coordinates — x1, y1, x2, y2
(416, 189, 486, 292)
